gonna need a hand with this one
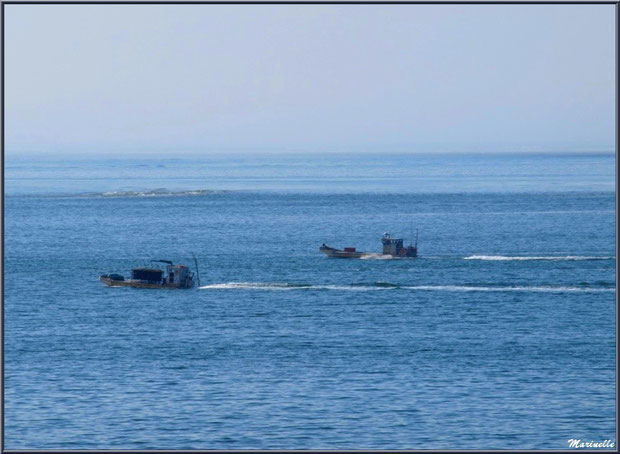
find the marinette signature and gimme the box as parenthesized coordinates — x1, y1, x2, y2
(568, 439, 615, 449)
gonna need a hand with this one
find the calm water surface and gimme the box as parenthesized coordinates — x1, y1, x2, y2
(4, 152, 616, 449)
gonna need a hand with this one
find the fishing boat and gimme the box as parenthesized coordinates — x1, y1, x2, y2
(320, 231, 418, 258)
(318, 245, 369, 258)
(99, 255, 201, 289)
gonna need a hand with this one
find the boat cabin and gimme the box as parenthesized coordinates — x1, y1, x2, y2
(130, 261, 193, 287)
(163, 264, 191, 286)
(382, 233, 406, 255)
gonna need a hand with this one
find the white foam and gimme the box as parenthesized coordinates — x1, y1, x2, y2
(199, 282, 614, 293)
(359, 253, 395, 260)
(199, 282, 385, 291)
(317, 285, 385, 291)
(100, 189, 218, 197)
(403, 285, 615, 293)
(199, 282, 297, 290)
(464, 255, 615, 261)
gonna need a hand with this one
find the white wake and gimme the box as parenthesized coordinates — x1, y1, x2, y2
(464, 255, 615, 261)
(199, 282, 614, 293)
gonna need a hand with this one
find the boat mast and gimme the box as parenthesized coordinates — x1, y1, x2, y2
(191, 252, 201, 287)
(415, 229, 419, 249)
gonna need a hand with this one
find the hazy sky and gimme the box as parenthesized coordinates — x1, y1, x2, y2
(5, 4, 616, 154)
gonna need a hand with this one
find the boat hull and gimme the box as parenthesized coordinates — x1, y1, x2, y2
(319, 245, 369, 259)
(99, 276, 194, 289)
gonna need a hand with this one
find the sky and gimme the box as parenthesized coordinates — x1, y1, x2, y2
(4, 4, 616, 155)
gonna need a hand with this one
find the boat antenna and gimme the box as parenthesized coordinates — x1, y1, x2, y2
(191, 252, 201, 287)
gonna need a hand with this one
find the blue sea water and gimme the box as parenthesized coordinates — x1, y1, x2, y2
(3, 152, 616, 449)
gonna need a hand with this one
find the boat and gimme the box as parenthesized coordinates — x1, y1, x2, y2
(99, 254, 201, 289)
(318, 245, 369, 258)
(320, 231, 418, 258)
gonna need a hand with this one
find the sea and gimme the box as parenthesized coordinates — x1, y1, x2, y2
(3, 151, 616, 449)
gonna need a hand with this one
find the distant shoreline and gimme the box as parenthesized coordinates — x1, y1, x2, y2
(4, 149, 616, 160)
